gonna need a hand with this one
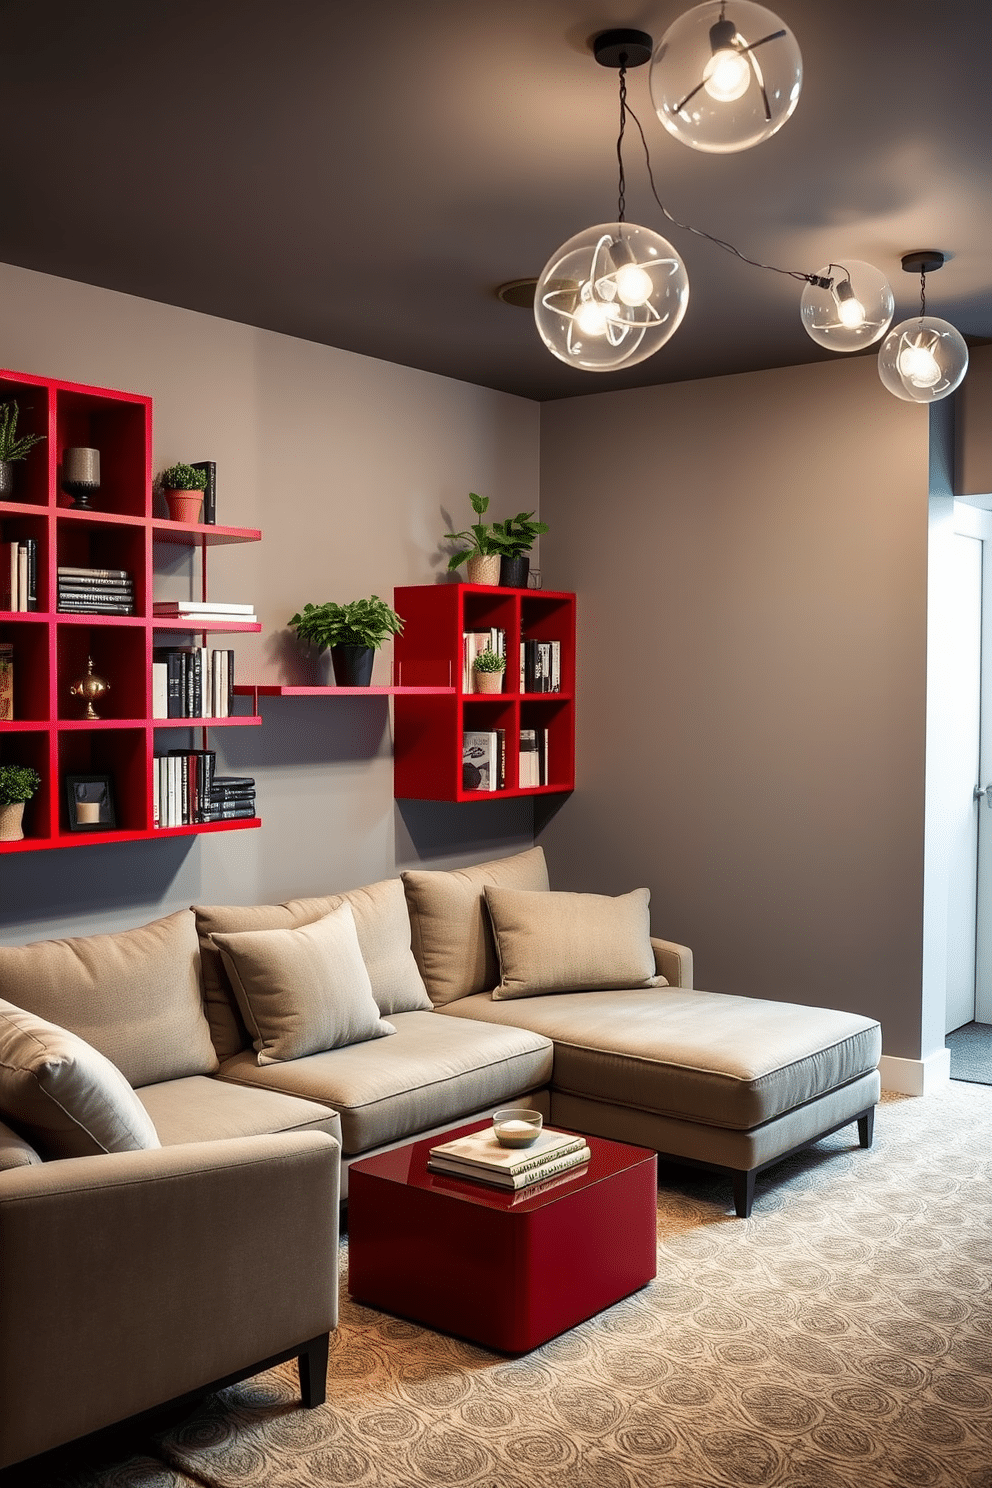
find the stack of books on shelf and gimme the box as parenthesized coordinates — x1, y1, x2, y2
(519, 727, 550, 788)
(153, 646, 235, 718)
(2, 539, 38, 611)
(520, 638, 561, 692)
(56, 565, 134, 615)
(463, 728, 506, 791)
(427, 1127, 591, 1191)
(0, 643, 13, 721)
(154, 752, 257, 829)
(153, 600, 257, 626)
(462, 627, 506, 691)
(202, 776, 256, 823)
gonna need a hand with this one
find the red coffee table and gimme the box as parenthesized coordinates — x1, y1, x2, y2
(347, 1120, 657, 1353)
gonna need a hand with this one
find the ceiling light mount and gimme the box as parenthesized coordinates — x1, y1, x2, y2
(901, 251, 946, 276)
(593, 29, 654, 69)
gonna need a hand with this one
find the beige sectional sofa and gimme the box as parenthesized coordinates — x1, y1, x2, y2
(0, 844, 881, 1468)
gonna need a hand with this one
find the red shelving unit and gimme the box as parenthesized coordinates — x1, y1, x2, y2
(392, 583, 575, 801)
(0, 366, 262, 852)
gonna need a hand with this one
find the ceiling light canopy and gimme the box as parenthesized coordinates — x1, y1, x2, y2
(877, 252, 969, 403)
(649, 1, 802, 154)
(800, 261, 895, 352)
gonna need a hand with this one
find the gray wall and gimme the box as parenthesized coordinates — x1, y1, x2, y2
(538, 356, 931, 1062)
(0, 262, 540, 945)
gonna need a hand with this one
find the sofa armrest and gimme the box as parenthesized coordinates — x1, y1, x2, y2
(651, 936, 693, 988)
(0, 1131, 340, 1469)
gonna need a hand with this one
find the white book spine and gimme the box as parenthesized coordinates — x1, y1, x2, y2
(152, 662, 168, 719)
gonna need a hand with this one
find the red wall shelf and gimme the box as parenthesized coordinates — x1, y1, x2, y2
(0, 365, 263, 852)
(233, 683, 455, 701)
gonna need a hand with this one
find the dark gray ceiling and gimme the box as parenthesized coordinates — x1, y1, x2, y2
(1, 0, 988, 400)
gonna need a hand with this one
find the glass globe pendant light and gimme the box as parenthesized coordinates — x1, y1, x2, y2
(649, 1, 802, 154)
(800, 261, 895, 352)
(534, 30, 689, 372)
(877, 252, 969, 403)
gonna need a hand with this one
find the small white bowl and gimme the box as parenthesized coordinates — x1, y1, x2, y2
(493, 1108, 543, 1148)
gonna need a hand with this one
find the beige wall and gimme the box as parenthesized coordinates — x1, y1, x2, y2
(0, 262, 539, 945)
(538, 356, 932, 1061)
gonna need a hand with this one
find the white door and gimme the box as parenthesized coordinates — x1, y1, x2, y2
(947, 504, 992, 1031)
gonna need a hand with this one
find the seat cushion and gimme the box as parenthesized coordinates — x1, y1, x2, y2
(195, 877, 432, 1061)
(0, 1117, 41, 1171)
(215, 1010, 553, 1155)
(136, 1075, 341, 1148)
(485, 884, 665, 1000)
(212, 904, 395, 1064)
(0, 911, 217, 1087)
(440, 988, 882, 1131)
(0, 1000, 161, 1159)
(403, 846, 550, 1006)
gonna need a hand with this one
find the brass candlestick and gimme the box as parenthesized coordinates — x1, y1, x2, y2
(69, 656, 110, 720)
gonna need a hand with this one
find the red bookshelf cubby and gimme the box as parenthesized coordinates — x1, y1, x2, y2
(392, 582, 575, 802)
(0, 366, 262, 853)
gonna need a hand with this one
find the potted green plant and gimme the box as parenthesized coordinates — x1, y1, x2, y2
(472, 648, 507, 694)
(288, 595, 405, 687)
(0, 764, 41, 842)
(160, 463, 209, 524)
(0, 401, 46, 499)
(489, 511, 549, 589)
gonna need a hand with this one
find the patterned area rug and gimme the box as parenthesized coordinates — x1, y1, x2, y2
(18, 1085, 992, 1488)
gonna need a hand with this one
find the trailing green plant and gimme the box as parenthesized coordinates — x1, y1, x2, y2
(288, 596, 405, 650)
(0, 401, 46, 463)
(0, 764, 41, 805)
(445, 492, 548, 570)
(161, 463, 209, 491)
(472, 648, 506, 673)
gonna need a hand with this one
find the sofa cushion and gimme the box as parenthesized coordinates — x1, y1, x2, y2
(136, 1074, 342, 1148)
(403, 846, 550, 1006)
(0, 911, 217, 1088)
(0, 999, 161, 1160)
(212, 904, 396, 1065)
(216, 1010, 554, 1156)
(195, 877, 431, 1061)
(0, 1117, 41, 1171)
(485, 885, 666, 1000)
(440, 988, 882, 1131)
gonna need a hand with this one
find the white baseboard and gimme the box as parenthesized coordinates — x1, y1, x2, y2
(879, 1049, 952, 1096)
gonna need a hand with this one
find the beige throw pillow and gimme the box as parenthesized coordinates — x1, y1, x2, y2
(211, 903, 396, 1065)
(0, 999, 161, 1160)
(403, 846, 551, 1006)
(484, 885, 667, 1001)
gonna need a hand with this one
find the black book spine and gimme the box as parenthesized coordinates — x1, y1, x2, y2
(192, 462, 216, 525)
(208, 788, 256, 805)
(201, 802, 256, 821)
(227, 648, 235, 715)
(26, 540, 37, 611)
(191, 649, 202, 718)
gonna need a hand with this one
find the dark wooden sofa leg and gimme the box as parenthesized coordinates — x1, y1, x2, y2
(733, 1169, 756, 1219)
(298, 1333, 330, 1408)
(858, 1107, 875, 1149)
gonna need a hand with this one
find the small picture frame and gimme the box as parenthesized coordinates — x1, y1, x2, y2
(65, 774, 116, 832)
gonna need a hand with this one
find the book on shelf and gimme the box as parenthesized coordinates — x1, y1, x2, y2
(57, 597, 135, 615)
(462, 729, 505, 791)
(428, 1141, 593, 1190)
(58, 565, 131, 580)
(190, 462, 216, 525)
(200, 802, 256, 822)
(155, 749, 217, 826)
(152, 647, 236, 717)
(2, 540, 38, 612)
(153, 600, 254, 615)
(520, 638, 561, 694)
(210, 775, 256, 792)
(0, 643, 13, 721)
(519, 727, 549, 788)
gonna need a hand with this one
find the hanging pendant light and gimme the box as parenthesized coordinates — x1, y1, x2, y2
(649, 1, 802, 154)
(534, 31, 689, 371)
(877, 252, 969, 403)
(800, 260, 895, 352)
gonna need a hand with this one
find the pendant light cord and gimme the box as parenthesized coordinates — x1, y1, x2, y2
(617, 65, 628, 222)
(920, 268, 928, 319)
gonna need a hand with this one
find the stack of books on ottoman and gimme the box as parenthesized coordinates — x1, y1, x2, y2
(428, 1127, 591, 1191)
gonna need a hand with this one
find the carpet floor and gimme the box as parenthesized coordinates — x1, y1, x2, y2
(946, 1023, 992, 1086)
(14, 1084, 992, 1488)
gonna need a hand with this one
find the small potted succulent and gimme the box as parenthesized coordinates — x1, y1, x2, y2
(0, 764, 41, 842)
(160, 463, 209, 523)
(0, 400, 46, 499)
(472, 648, 506, 694)
(288, 595, 404, 687)
(445, 493, 548, 587)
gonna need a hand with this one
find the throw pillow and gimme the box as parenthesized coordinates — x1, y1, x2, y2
(484, 885, 666, 1001)
(403, 845, 550, 1006)
(211, 902, 396, 1065)
(0, 910, 217, 1088)
(0, 999, 161, 1160)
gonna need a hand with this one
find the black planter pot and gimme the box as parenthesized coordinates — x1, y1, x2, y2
(330, 644, 375, 687)
(0, 462, 13, 498)
(499, 555, 530, 589)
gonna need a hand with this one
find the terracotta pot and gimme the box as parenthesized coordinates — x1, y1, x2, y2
(165, 490, 204, 523)
(466, 553, 501, 586)
(474, 669, 505, 694)
(0, 801, 25, 841)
